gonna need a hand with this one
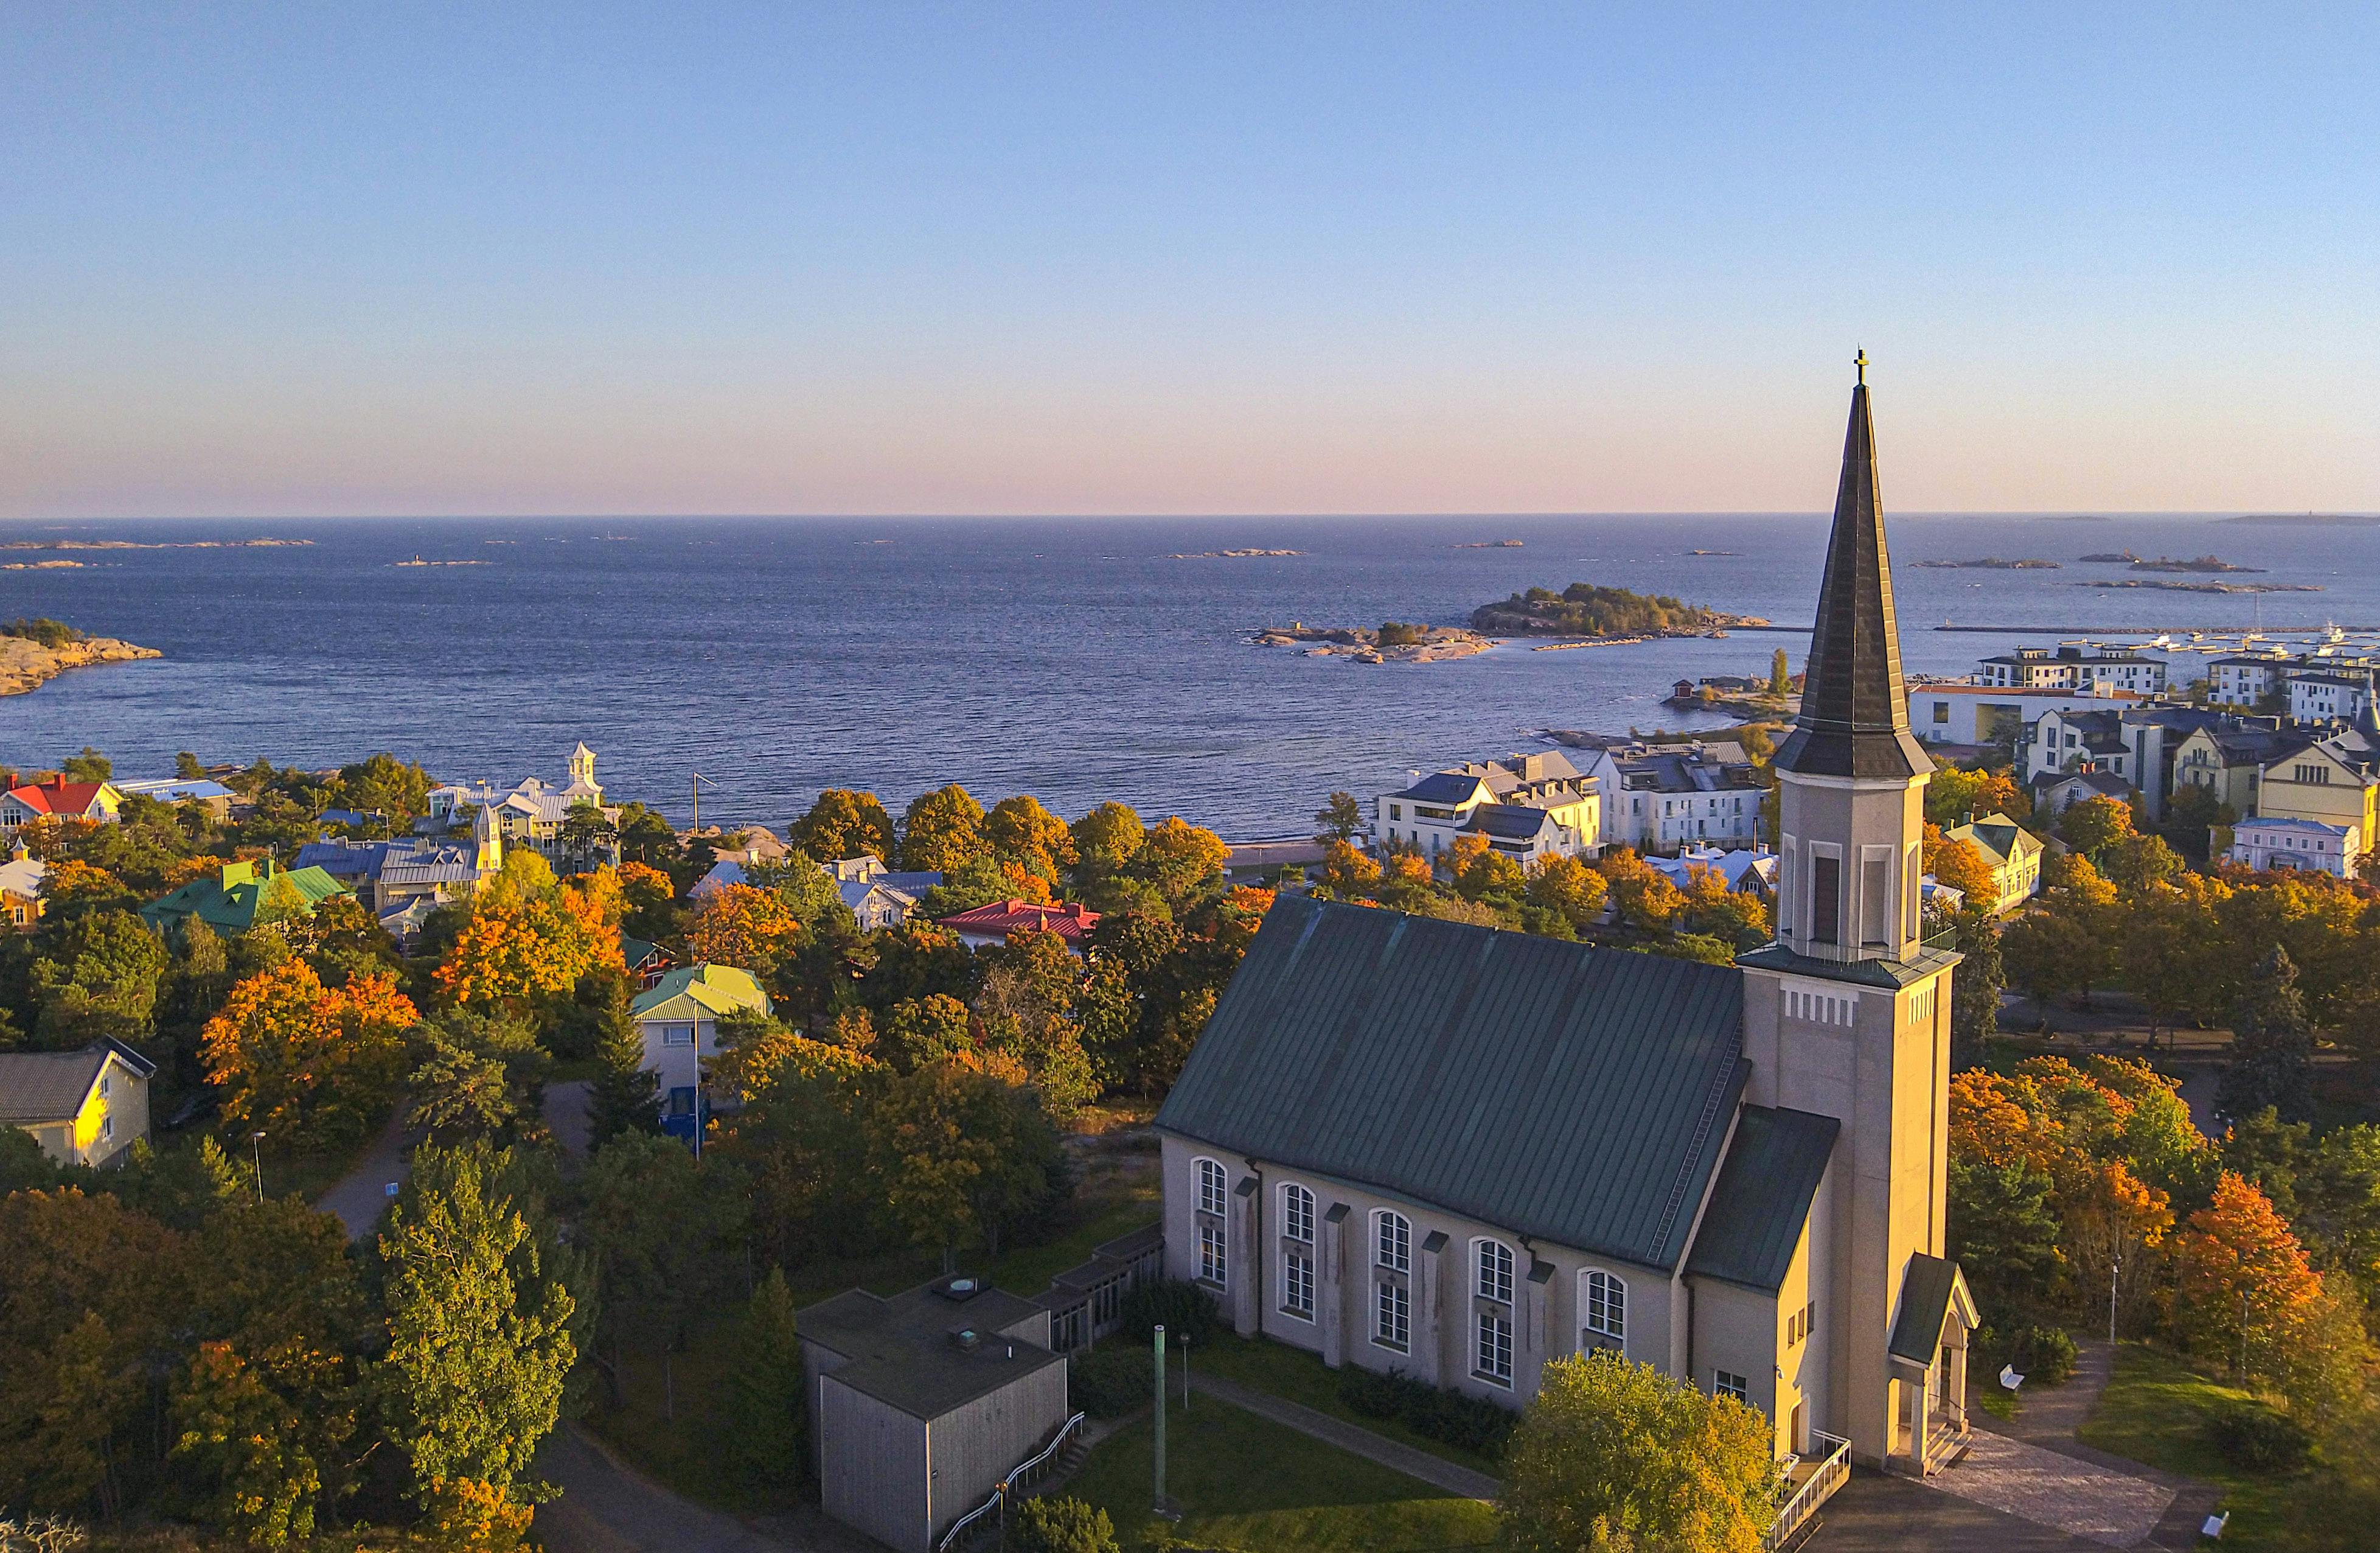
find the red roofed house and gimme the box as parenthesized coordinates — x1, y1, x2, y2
(937, 899, 1100, 953)
(0, 777, 122, 837)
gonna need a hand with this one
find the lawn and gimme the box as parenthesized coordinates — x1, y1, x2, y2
(2078, 1342, 2380, 1553)
(1180, 1332, 1506, 1479)
(1066, 1396, 1498, 1552)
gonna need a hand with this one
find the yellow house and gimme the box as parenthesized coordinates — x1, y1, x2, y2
(0, 1040, 155, 1168)
(2256, 737, 2380, 848)
(1943, 813, 2044, 915)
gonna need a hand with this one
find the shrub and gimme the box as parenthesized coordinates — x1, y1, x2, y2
(2013, 1325, 2078, 1387)
(1068, 1345, 1154, 1419)
(2210, 1398, 2312, 1473)
(1334, 1366, 1514, 1459)
(1116, 1278, 1222, 1346)
(0, 617, 85, 649)
(1006, 1495, 1119, 1553)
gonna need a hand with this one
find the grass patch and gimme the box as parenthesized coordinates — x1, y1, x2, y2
(1975, 1384, 2019, 1421)
(1182, 1333, 1505, 1478)
(2078, 1342, 2380, 1552)
(1068, 1396, 1498, 1552)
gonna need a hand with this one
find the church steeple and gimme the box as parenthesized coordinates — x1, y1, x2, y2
(1774, 355, 1932, 782)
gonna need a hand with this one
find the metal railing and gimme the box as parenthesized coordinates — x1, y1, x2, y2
(1761, 1430, 1849, 1551)
(935, 1410, 1089, 1553)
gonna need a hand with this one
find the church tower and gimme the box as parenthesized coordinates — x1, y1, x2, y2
(1737, 356, 1970, 1473)
(566, 741, 600, 800)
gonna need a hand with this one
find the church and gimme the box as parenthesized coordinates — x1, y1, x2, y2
(1155, 361, 1978, 1479)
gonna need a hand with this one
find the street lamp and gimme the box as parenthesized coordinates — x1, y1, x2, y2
(250, 1131, 266, 1205)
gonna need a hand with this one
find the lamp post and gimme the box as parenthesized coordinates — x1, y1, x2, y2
(2107, 1252, 2121, 1344)
(250, 1131, 266, 1205)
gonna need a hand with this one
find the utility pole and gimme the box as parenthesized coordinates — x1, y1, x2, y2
(2108, 1252, 2121, 1344)
(1153, 1324, 1177, 1521)
(250, 1131, 266, 1204)
(691, 771, 714, 832)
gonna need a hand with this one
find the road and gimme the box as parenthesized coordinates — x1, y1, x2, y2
(315, 1108, 415, 1241)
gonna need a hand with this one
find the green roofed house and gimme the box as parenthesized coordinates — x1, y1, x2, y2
(630, 964, 771, 1140)
(141, 859, 352, 935)
(1155, 364, 1974, 1511)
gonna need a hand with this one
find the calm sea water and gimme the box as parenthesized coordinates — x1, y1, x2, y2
(2, 514, 2375, 837)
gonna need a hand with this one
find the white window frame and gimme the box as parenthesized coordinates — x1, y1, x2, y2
(1476, 1309, 1514, 1386)
(1282, 1182, 1315, 1244)
(1196, 1156, 1229, 1217)
(1199, 1222, 1228, 1287)
(1474, 1238, 1514, 1304)
(1282, 1250, 1314, 1321)
(1374, 1279, 1410, 1350)
(1582, 1268, 1626, 1351)
(1375, 1210, 1411, 1274)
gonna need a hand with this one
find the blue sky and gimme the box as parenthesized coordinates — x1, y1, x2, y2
(2, 3, 2374, 516)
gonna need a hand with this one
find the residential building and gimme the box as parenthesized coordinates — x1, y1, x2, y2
(0, 776, 121, 836)
(2227, 817, 2362, 879)
(2207, 651, 2297, 708)
(1375, 752, 1599, 862)
(1157, 369, 1975, 1482)
(1907, 683, 2140, 747)
(424, 741, 619, 864)
(2117, 707, 2244, 820)
(2170, 722, 2313, 817)
(1973, 644, 2165, 695)
(2019, 708, 2131, 787)
(1646, 844, 1778, 900)
(2290, 671, 2374, 725)
(142, 859, 352, 936)
(1940, 814, 2044, 913)
(828, 856, 944, 930)
(689, 858, 748, 898)
(0, 1040, 155, 1168)
(1574, 742, 1759, 852)
(296, 808, 502, 918)
(938, 899, 1101, 952)
(2254, 725, 2380, 849)
(798, 1277, 1070, 1553)
(631, 964, 773, 1140)
(0, 855, 46, 927)
(112, 777, 238, 817)
(2030, 770, 2133, 817)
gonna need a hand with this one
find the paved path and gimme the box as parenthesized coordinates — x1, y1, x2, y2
(546, 1078, 594, 1162)
(1816, 1467, 2104, 1552)
(534, 1425, 874, 1553)
(314, 1108, 415, 1241)
(1188, 1373, 1500, 1500)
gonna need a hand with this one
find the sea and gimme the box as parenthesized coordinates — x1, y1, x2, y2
(2, 513, 2375, 839)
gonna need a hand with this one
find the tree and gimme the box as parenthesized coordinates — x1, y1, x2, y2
(435, 857, 626, 1011)
(409, 1007, 551, 1145)
(880, 993, 976, 1071)
(2058, 795, 2134, 857)
(559, 801, 618, 867)
(170, 1338, 345, 1546)
(203, 961, 416, 1154)
(575, 1131, 744, 1414)
(377, 1143, 575, 1503)
(176, 750, 207, 780)
(1498, 1351, 1776, 1553)
(985, 795, 1076, 885)
(2101, 832, 2181, 896)
(1131, 817, 1229, 910)
(866, 1058, 1066, 1263)
(1924, 766, 2028, 826)
(1525, 854, 1609, 932)
(33, 907, 169, 1047)
(61, 747, 112, 783)
(1949, 910, 2003, 1069)
(1318, 839, 1382, 896)
(899, 784, 987, 873)
(1071, 802, 1145, 873)
(1007, 1496, 1119, 1553)
(1769, 649, 1790, 698)
(1947, 1158, 2061, 1327)
(1312, 792, 1366, 845)
(2171, 1172, 2325, 1378)
(1598, 848, 1686, 933)
(684, 882, 804, 979)
(333, 752, 432, 829)
(788, 789, 894, 862)
(586, 978, 661, 1146)
(1922, 824, 1999, 907)
(2121, 882, 2232, 1050)
(2062, 1159, 2173, 1338)
(2221, 945, 2315, 1125)
(2001, 907, 2106, 1017)
(722, 1267, 807, 1502)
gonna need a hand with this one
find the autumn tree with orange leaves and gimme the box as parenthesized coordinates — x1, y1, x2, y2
(684, 882, 804, 980)
(436, 854, 626, 1011)
(2170, 1171, 2375, 1423)
(202, 960, 417, 1153)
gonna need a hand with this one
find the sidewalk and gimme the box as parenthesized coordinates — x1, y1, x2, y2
(1187, 1372, 1500, 1501)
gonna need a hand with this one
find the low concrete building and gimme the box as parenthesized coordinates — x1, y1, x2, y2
(799, 1277, 1072, 1553)
(2228, 817, 2362, 878)
(0, 1040, 155, 1168)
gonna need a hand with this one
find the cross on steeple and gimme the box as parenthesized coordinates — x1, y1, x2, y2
(1854, 347, 1868, 385)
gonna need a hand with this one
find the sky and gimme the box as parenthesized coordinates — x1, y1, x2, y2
(2, 3, 2375, 518)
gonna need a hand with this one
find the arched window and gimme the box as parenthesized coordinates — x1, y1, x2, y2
(1581, 1269, 1626, 1352)
(1281, 1184, 1315, 1244)
(1475, 1238, 1514, 1304)
(1374, 1210, 1410, 1274)
(1196, 1157, 1228, 1218)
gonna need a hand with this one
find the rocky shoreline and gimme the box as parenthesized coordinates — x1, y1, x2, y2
(0, 635, 162, 696)
(1250, 623, 1493, 664)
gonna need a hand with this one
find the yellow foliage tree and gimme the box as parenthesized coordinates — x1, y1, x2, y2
(203, 961, 417, 1152)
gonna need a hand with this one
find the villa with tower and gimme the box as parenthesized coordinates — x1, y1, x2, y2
(1155, 360, 1977, 1485)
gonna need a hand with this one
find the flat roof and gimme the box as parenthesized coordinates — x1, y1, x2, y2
(800, 1280, 1062, 1420)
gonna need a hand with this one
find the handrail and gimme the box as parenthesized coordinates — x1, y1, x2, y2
(935, 1410, 1090, 1553)
(1762, 1430, 1850, 1551)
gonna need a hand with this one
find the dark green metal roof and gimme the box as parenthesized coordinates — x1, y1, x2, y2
(1684, 1106, 1838, 1291)
(1888, 1252, 1961, 1364)
(1156, 898, 1748, 1271)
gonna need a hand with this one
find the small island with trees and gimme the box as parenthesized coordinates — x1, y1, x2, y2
(1913, 557, 2061, 569)
(0, 617, 160, 696)
(1250, 621, 1492, 663)
(1469, 582, 1763, 641)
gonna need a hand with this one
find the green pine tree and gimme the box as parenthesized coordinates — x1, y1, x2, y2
(2221, 945, 2315, 1125)
(1950, 909, 2005, 1071)
(724, 1266, 807, 1503)
(587, 979, 659, 1146)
